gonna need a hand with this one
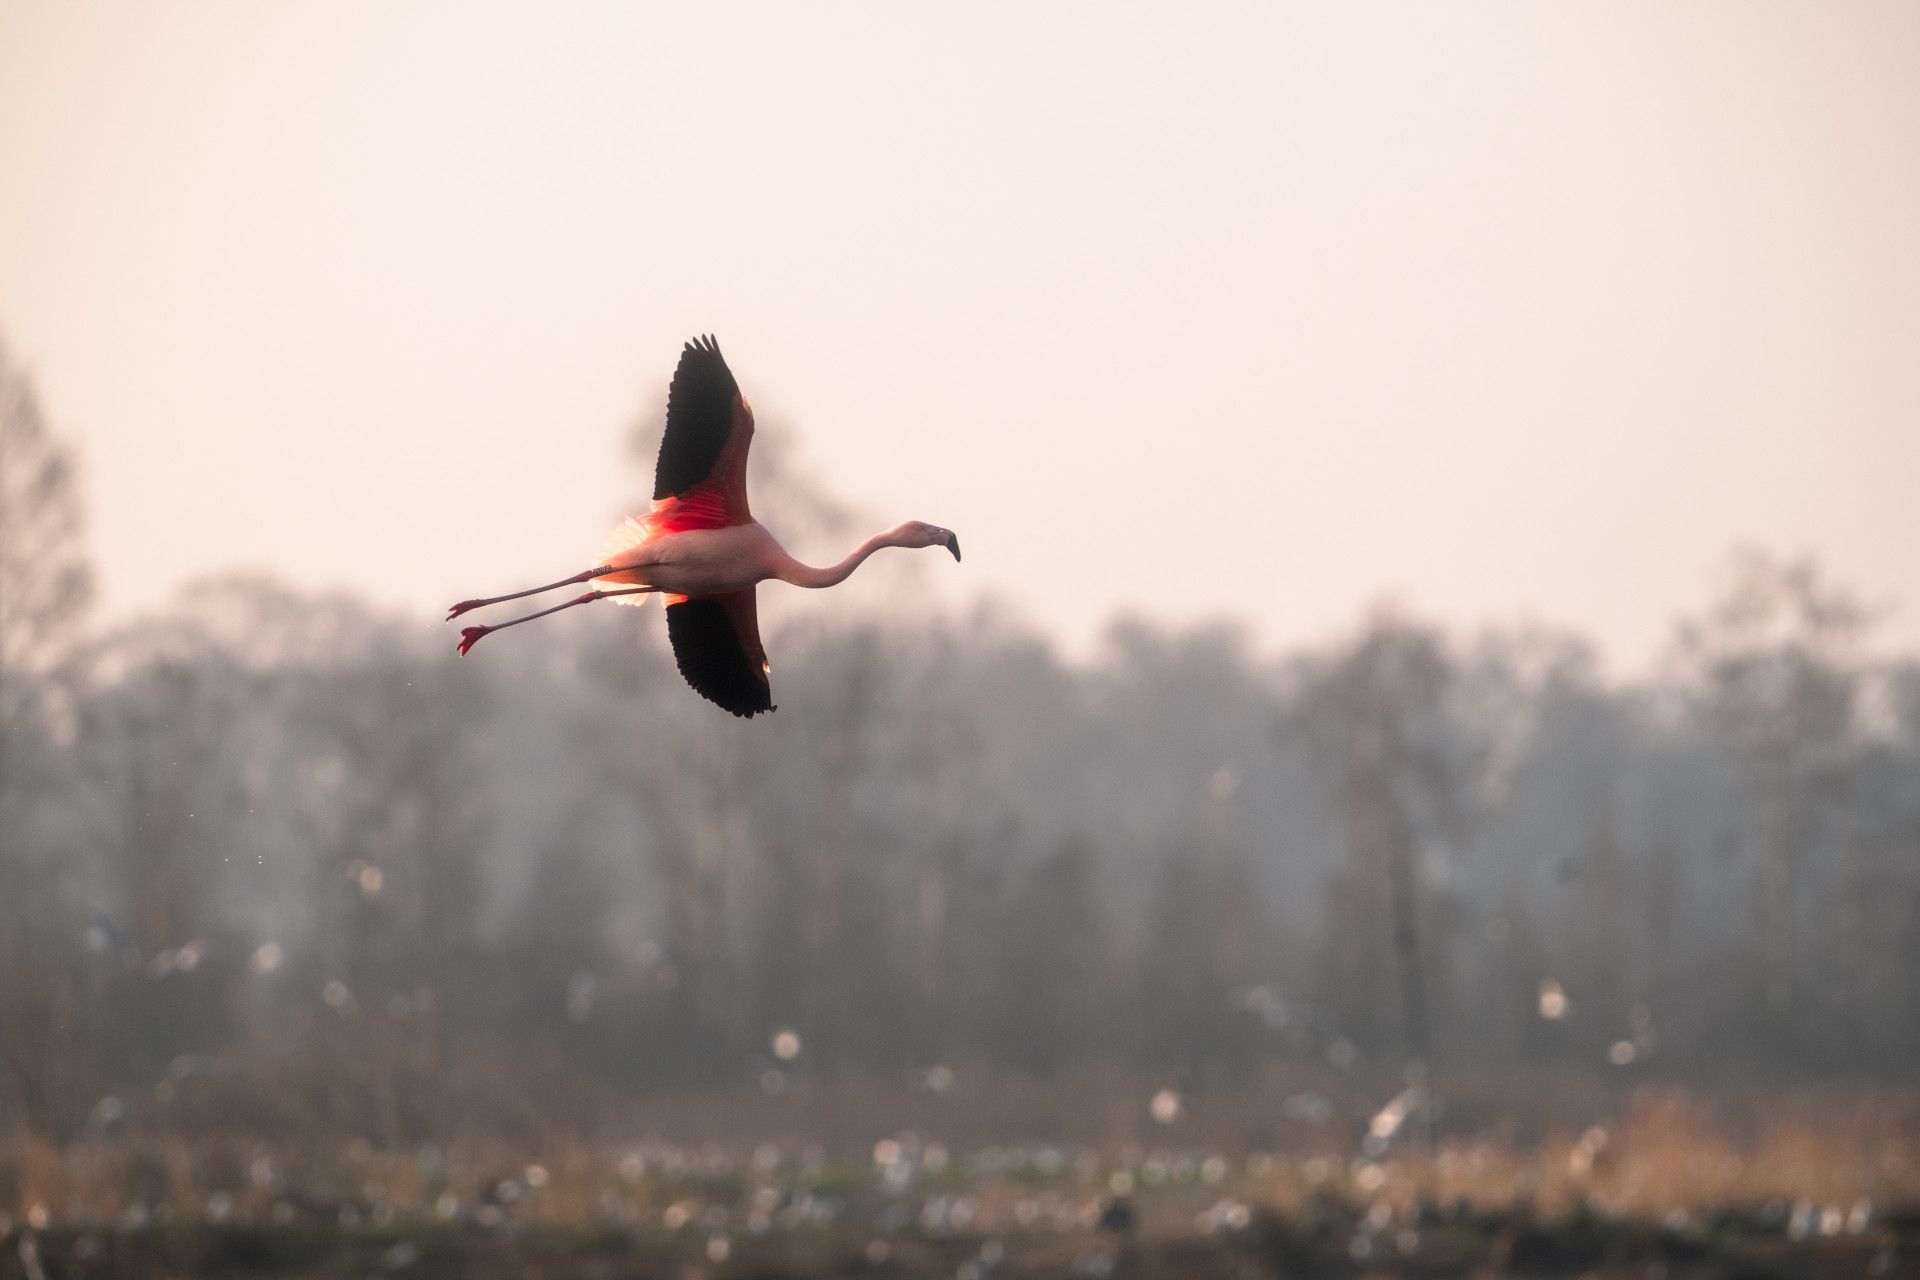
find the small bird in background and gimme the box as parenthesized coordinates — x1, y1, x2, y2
(447, 335, 960, 717)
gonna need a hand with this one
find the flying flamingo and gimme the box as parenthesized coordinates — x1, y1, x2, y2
(446, 335, 960, 717)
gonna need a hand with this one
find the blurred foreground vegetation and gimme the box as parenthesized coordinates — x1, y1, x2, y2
(4, 1097, 1918, 1277)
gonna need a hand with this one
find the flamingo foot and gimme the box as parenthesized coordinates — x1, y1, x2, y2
(447, 599, 487, 620)
(457, 626, 491, 656)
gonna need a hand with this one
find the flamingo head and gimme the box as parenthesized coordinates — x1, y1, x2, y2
(895, 521, 962, 562)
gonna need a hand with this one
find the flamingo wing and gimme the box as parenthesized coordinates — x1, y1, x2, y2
(664, 590, 775, 717)
(653, 334, 755, 520)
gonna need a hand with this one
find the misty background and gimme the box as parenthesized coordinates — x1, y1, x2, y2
(4, 341, 1917, 1150)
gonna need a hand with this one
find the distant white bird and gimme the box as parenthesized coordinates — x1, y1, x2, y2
(447, 335, 960, 716)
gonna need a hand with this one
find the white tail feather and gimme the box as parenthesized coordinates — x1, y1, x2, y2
(598, 516, 656, 606)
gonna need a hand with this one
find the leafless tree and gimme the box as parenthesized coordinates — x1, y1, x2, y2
(0, 342, 95, 1136)
(1673, 549, 1871, 1051)
(1293, 611, 1474, 1079)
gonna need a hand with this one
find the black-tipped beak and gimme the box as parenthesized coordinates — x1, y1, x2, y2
(945, 532, 962, 562)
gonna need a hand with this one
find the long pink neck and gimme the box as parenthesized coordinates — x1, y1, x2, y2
(776, 531, 898, 589)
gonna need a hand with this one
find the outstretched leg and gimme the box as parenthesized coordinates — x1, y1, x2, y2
(457, 588, 655, 655)
(448, 564, 645, 620)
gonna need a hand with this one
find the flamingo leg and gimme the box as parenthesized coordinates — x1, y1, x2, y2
(456, 588, 655, 655)
(448, 564, 647, 620)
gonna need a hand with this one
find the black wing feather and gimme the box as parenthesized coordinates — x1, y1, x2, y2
(665, 597, 775, 718)
(654, 334, 741, 500)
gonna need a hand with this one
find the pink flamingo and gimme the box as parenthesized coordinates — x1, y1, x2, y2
(447, 336, 960, 716)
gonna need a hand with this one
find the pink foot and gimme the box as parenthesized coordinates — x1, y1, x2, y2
(457, 626, 490, 656)
(447, 599, 485, 620)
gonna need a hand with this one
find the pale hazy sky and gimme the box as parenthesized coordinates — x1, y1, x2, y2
(2, 2, 1916, 670)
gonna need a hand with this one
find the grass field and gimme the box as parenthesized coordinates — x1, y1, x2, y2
(5, 1084, 1916, 1278)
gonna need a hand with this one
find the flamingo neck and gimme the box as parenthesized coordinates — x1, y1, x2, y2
(778, 531, 898, 589)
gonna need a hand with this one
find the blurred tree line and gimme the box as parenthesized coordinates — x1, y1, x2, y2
(2, 343, 1917, 1143)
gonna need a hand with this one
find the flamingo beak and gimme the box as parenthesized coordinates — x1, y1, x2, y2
(945, 532, 961, 562)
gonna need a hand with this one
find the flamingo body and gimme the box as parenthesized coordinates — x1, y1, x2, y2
(448, 335, 959, 717)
